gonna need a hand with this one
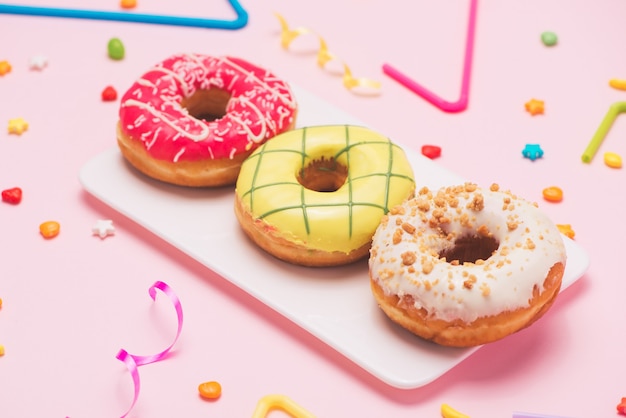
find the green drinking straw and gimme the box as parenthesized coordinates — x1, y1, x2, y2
(582, 101, 626, 163)
(0, 0, 248, 30)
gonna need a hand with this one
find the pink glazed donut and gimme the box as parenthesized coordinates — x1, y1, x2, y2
(117, 53, 298, 187)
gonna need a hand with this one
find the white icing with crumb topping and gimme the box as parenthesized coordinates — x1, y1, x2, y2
(369, 183, 567, 323)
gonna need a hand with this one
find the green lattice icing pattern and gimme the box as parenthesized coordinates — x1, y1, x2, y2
(236, 125, 416, 253)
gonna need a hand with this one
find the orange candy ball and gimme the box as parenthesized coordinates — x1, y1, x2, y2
(120, 0, 137, 8)
(542, 186, 563, 202)
(39, 221, 61, 239)
(198, 381, 222, 400)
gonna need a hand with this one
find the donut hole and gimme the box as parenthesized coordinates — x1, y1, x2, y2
(181, 89, 231, 121)
(297, 157, 348, 192)
(440, 235, 499, 264)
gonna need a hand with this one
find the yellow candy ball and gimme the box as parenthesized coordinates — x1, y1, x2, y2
(604, 152, 622, 169)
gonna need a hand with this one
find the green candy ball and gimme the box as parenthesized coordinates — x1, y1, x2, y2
(541, 31, 558, 47)
(107, 38, 125, 60)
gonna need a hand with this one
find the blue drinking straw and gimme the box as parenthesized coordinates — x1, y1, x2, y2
(0, 0, 248, 30)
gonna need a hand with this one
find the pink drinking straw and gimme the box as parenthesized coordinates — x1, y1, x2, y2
(382, 0, 478, 113)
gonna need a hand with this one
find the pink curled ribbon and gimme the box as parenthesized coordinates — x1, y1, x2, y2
(115, 281, 183, 418)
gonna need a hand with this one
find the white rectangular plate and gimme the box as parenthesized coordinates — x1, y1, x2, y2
(79, 85, 589, 389)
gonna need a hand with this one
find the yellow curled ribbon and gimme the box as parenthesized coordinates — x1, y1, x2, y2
(275, 13, 381, 94)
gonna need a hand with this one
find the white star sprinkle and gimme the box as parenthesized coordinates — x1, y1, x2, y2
(92, 219, 115, 239)
(29, 55, 48, 71)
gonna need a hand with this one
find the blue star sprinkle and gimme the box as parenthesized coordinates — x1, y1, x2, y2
(522, 144, 544, 161)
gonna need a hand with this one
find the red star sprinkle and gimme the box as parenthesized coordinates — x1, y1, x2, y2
(617, 397, 626, 415)
(2, 187, 22, 204)
(421, 145, 442, 159)
(101, 86, 118, 101)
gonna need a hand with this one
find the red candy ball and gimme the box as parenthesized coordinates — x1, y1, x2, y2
(2, 187, 22, 204)
(101, 86, 118, 101)
(421, 145, 442, 159)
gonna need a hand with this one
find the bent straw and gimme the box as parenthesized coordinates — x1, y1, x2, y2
(382, 0, 478, 113)
(581, 101, 626, 163)
(0, 0, 248, 29)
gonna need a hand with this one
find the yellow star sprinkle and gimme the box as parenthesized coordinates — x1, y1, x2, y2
(557, 224, 575, 239)
(0, 60, 12, 76)
(7, 118, 29, 135)
(525, 98, 545, 115)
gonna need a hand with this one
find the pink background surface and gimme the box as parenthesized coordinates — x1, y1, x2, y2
(1, 0, 625, 417)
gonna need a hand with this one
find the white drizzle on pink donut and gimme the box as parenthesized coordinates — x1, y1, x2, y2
(119, 54, 297, 162)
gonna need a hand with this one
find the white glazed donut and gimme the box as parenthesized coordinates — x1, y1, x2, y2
(368, 183, 567, 347)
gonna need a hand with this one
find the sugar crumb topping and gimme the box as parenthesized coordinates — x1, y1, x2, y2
(401, 222, 416, 234)
(401, 251, 417, 266)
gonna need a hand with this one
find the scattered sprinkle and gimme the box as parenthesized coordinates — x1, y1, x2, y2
(441, 403, 470, 418)
(525, 98, 545, 116)
(101, 85, 118, 101)
(522, 143, 544, 161)
(2, 187, 22, 204)
(609, 79, 626, 91)
(557, 224, 575, 239)
(29, 55, 48, 71)
(92, 219, 115, 239)
(540, 31, 558, 47)
(39, 221, 61, 239)
(120, 0, 137, 8)
(542, 186, 563, 202)
(0, 60, 11, 76)
(604, 151, 622, 168)
(617, 397, 626, 415)
(7, 117, 29, 135)
(0, 297, 3, 308)
(421, 145, 442, 159)
(107, 37, 125, 60)
(198, 381, 222, 400)
(0, 345, 4, 356)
